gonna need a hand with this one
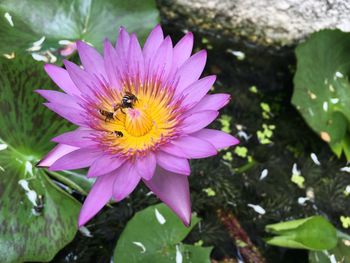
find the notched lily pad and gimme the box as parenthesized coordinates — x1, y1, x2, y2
(0, 57, 81, 262)
(292, 29, 350, 159)
(114, 203, 212, 263)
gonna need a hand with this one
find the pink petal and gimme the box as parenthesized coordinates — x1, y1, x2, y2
(181, 75, 216, 109)
(37, 144, 79, 167)
(36, 90, 81, 109)
(149, 36, 173, 83)
(156, 151, 190, 175)
(143, 166, 191, 226)
(103, 39, 122, 90)
(128, 33, 145, 82)
(87, 154, 125, 177)
(51, 128, 98, 148)
(171, 135, 217, 159)
(173, 32, 194, 69)
(44, 64, 81, 96)
(192, 129, 240, 149)
(113, 162, 141, 201)
(160, 143, 190, 159)
(78, 173, 115, 226)
(44, 102, 85, 126)
(134, 152, 156, 180)
(181, 110, 219, 134)
(143, 25, 164, 63)
(188, 94, 231, 113)
(76, 40, 106, 78)
(115, 27, 130, 76)
(49, 148, 101, 171)
(175, 50, 207, 96)
(63, 60, 96, 96)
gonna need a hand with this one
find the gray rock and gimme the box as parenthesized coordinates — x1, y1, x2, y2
(157, 0, 350, 47)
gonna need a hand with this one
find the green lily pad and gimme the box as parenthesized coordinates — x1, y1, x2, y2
(292, 29, 350, 159)
(0, 0, 158, 55)
(114, 203, 212, 263)
(265, 216, 338, 251)
(309, 232, 350, 263)
(0, 56, 81, 262)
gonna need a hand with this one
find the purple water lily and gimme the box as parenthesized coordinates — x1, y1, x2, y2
(37, 25, 239, 227)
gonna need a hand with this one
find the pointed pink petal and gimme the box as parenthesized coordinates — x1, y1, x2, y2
(44, 102, 85, 126)
(37, 144, 79, 167)
(51, 128, 98, 148)
(149, 36, 173, 82)
(134, 152, 156, 180)
(78, 173, 115, 226)
(87, 154, 125, 177)
(188, 94, 231, 113)
(49, 148, 101, 171)
(171, 135, 217, 159)
(128, 33, 145, 82)
(116, 26, 130, 52)
(63, 60, 96, 96)
(192, 129, 240, 149)
(103, 39, 122, 90)
(76, 40, 106, 78)
(36, 90, 80, 109)
(143, 166, 191, 226)
(181, 110, 219, 134)
(160, 143, 190, 159)
(181, 75, 216, 108)
(115, 27, 130, 75)
(175, 50, 207, 96)
(156, 151, 190, 175)
(143, 25, 164, 63)
(44, 64, 80, 96)
(113, 162, 141, 201)
(173, 32, 194, 69)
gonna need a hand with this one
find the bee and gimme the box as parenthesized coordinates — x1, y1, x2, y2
(99, 92, 138, 122)
(113, 91, 138, 113)
(98, 109, 115, 122)
(112, 131, 123, 137)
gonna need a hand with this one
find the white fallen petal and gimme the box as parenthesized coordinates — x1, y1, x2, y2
(176, 245, 183, 263)
(155, 208, 166, 225)
(292, 163, 301, 176)
(33, 36, 45, 47)
(310, 153, 321, 166)
(31, 53, 48, 62)
(259, 169, 268, 180)
(298, 197, 309, 205)
(0, 143, 8, 151)
(25, 161, 33, 177)
(247, 204, 266, 215)
(26, 45, 42, 52)
(335, 71, 344, 79)
(330, 98, 339, 104)
(18, 179, 30, 191)
(323, 101, 328, 112)
(26, 190, 38, 206)
(231, 50, 245, 60)
(340, 167, 350, 173)
(132, 242, 146, 253)
(4, 12, 14, 27)
(237, 130, 251, 141)
(79, 226, 93, 237)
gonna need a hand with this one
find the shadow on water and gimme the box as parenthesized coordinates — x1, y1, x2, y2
(51, 24, 350, 263)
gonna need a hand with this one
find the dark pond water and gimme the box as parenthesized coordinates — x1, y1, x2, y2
(50, 24, 350, 263)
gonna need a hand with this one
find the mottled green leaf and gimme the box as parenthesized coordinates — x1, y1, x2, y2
(114, 203, 212, 263)
(265, 216, 337, 250)
(0, 57, 81, 262)
(292, 29, 350, 159)
(309, 232, 350, 263)
(0, 0, 158, 55)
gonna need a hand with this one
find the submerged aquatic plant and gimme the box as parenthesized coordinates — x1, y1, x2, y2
(37, 25, 238, 226)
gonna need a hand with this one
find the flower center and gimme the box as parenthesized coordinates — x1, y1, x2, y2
(124, 108, 153, 137)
